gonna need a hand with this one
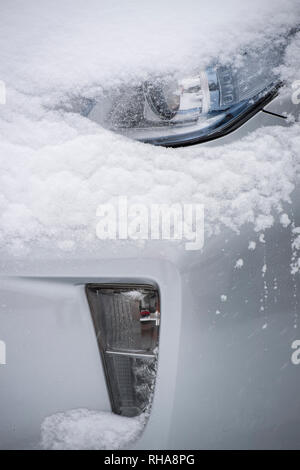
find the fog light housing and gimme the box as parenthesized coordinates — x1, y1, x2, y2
(86, 284, 160, 417)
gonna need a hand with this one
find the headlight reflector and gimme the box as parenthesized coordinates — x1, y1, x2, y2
(66, 47, 284, 146)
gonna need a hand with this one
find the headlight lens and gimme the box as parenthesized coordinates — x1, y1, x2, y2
(68, 48, 283, 146)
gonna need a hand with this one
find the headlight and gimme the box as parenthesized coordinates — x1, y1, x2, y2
(68, 47, 283, 147)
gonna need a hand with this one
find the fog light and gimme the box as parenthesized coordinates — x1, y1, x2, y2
(86, 284, 160, 417)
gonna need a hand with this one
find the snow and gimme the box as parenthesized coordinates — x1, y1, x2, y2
(40, 408, 145, 450)
(262, 264, 267, 275)
(280, 213, 291, 227)
(259, 234, 266, 244)
(0, 1, 299, 259)
(1, 0, 299, 94)
(0, 121, 300, 259)
(248, 241, 256, 251)
(293, 236, 300, 251)
(292, 230, 300, 274)
(235, 258, 244, 269)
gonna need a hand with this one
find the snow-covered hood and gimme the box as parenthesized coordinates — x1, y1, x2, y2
(0, 0, 300, 264)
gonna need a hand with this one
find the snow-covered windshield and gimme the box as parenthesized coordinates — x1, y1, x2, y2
(0, 0, 299, 260)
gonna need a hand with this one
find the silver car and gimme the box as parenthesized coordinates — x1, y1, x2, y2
(0, 0, 300, 450)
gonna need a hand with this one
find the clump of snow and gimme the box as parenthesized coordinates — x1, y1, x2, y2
(286, 114, 297, 124)
(292, 236, 300, 251)
(235, 258, 244, 269)
(254, 215, 275, 233)
(291, 228, 300, 274)
(221, 295, 227, 302)
(278, 31, 300, 86)
(248, 241, 256, 251)
(0, 119, 299, 259)
(280, 213, 291, 227)
(122, 290, 146, 301)
(291, 259, 300, 275)
(262, 264, 267, 275)
(259, 234, 266, 244)
(40, 409, 145, 450)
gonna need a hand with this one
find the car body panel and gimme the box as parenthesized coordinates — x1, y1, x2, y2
(1, 186, 299, 448)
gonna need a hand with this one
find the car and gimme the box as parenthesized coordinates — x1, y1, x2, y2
(0, 0, 300, 450)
